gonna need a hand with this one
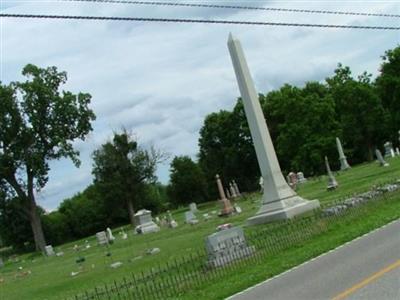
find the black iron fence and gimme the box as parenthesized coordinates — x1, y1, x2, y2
(70, 179, 400, 300)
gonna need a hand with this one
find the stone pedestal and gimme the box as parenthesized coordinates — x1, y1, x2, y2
(205, 227, 254, 267)
(227, 34, 319, 225)
(134, 209, 160, 234)
(336, 137, 351, 170)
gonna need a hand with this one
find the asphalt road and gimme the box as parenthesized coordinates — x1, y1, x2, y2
(228, 219, 400, 300)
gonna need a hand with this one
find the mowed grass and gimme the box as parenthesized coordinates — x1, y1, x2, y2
(1, 157, 400, 300)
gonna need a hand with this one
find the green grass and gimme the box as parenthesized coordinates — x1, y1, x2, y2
(1, 157, 400, 300)
(182, 190, 400, 299)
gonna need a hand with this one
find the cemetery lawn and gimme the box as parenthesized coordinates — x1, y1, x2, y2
(1, 157, 400, 300)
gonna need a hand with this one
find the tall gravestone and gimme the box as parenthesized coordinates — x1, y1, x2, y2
(228, 34, 319, 225)
(336, 137, 351, 170)
(216, 174, 234, 216)
(229, 183, 237, 198)
(232, 180, 241, 196)
(325, 156, 338, 190)
(376, 149, 389, 167)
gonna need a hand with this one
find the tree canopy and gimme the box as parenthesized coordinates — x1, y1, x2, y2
(92, 131, 164, 227)
(0, 64, 95, 251)
(167, 156, 208, 206)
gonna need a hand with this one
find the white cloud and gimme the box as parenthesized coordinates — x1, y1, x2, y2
(2, 0, 400, 210)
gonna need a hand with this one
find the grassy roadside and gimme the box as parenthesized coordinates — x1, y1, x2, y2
(181, 191, 400, 300)
(1, 157, 399, 299)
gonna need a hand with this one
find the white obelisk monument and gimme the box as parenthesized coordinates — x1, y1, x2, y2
(336, 137, 351, 170)
(227, 34, 320, 225)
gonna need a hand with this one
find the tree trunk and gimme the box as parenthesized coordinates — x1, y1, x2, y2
(367, 144, 374, 161)
(127, 199, 135, 228)
(5, 173, 47, 252)
(28, 193, 46, 252)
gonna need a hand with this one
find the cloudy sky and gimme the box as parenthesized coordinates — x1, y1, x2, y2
(1, 0, 399, 210)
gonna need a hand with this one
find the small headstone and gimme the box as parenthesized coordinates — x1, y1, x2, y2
(297, 172, 307, 183)
(110, 261, 123, 269)
(146, 248, 160, 255)
(259, 176, 264, 192)
(376, 149, 389, 167)
(55, 251, 64, 257)
(205, 227, 255, 267)
(189, 203, 198, 213)
(120, 230, 128, 240)
(96, 231, 108, 246)
(287, 172, 298, 190)
(396, 147, 400, 156)
(106, 228, 115, 242)
(71, 271, 80, 277)
(166, 210, 178, 228)
(169, 220, 178, 228)
(44, 245, 55, 256)
(234, 205, 242, 214)
(184, 211, 198, 225)
(134, 209, 160, 234)
(203, 213, 211, 220)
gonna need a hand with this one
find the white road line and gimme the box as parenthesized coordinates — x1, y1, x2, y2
(226, 219, 399, 299)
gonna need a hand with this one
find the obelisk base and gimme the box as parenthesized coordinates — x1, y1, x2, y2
(219, 199, 234, 217)
(247, 195, 320, 225)
(339, 158, 351, 171)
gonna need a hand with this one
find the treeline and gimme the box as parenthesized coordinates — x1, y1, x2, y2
(1, 46, 399, 252)
(191, 48, 400, 200)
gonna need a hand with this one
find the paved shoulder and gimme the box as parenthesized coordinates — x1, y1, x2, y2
(228, 220, 400, 300)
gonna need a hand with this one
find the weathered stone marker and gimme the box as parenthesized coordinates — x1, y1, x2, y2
(384, 141, 395, 158)
(227, 33, 319, 225)
(189, 202, 198, 213)
(45, 245, 55, 256)
(336, 137, 351, 170)
(325, 156, 338, 190)
(96, 231, 108, 246)
(297, 172, 307, 183)
(205, 226, 254, 267)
